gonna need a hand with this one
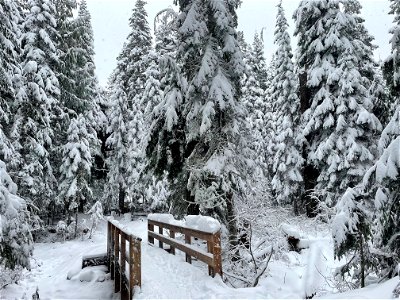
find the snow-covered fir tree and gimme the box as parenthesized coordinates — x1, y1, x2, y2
(105, 79, 132, 212)
(383, 0, 400, 97)
(53, 0, 78, 117)
(174, 0, 252, 252)
(238, 32, 267, 171)
(0, 0, 23, 170)
(58, 115, 93, 225)
(116, 0, 152, 99)
(0, 161, 33, 285)
(270, 1, 303, 214)
(370, 64, 394, 127)
(332, 186, 372, 288)
(250, 31, 269, 91)
(294, 0, 381, 213)
(358, 5, 400, 277)
(106, 0, 152, 212)
(14, 0, 60, 211)
(74, 0, 98, 115)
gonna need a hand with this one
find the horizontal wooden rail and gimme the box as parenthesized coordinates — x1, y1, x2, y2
(148, 218, 222, 277)
(107, 220, 142, 300)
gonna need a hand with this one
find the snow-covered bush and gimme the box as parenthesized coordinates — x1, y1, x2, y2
(56, 221, 68, 242)
(145, 174, 170, 212)
(86, 201, 104, 238)
(0, 161, 33, 288)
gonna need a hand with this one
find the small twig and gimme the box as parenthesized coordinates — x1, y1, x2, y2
(223, 271, 253, 285)
(252, 247, 274, 287)
(248, 222, 258, 274)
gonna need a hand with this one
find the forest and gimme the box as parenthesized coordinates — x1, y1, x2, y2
(0, 0, 399, 298)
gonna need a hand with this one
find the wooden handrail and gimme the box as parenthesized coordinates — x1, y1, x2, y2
(148, 218, 222, 277)
(107, 220, 141, 300)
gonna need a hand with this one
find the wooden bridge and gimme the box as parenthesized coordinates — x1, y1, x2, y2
(82, 216, 223, 300)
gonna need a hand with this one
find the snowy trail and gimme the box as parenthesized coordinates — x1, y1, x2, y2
(123, 219, 268, 299)
(2, 218, 398, 299)
(2, 221, 115, 299)
(2, 218, 268, 299)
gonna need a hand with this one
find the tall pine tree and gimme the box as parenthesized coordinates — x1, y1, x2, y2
(294, 0, 381, 214)
(15, 0, 60, 212)
(270, 1, 303, 214)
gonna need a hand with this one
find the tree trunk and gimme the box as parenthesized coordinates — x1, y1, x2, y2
(119, 182, 125, 215)
(74, 209, 78, 239)
(226, 191, 239, 261)
(359, 232, 365, 288)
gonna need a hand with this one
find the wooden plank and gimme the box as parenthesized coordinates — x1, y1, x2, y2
(170, 231, 175, 255)
(185, 234, 192, 264)
(82, 253, 108, 269)
(148, 231, 214, 266)
(148, 219, 214, 242)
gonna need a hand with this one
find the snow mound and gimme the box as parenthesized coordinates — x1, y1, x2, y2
(68, 265, 108, 283)
(280, 223, 301, 239)
(184, 215, 221, 233)
(148, 214, 221, 233)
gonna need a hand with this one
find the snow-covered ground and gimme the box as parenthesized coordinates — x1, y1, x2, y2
(2, 215, 399, 299)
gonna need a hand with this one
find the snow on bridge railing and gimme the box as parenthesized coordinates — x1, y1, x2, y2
(107, 219, 142, 300)
(147, 214, 222, 277)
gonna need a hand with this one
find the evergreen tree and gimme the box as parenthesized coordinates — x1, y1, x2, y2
(294, 0, 381, 214)
(370, 64, 394, 126)
(332, 186, 372, 288)
(58, 115, 93, 225)
(0, 0, 23, 170)
(74, 0, 98, 114)
(270, 1, 303, 213)
(0, 161, 33, 280)
(105, 79, 131, 212)
(174, 0, 251, 252)
(250, 31, 268, 91)
(14, 0, 60, 211)
(383, 0, 400, 97)
(362, 106, 400, 279)
(116, 0, 152, 99)
(53, 0, 78, 117)
(106, 0, 152, 211)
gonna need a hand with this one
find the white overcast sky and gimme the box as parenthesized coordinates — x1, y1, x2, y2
(86, 0, 393, 86)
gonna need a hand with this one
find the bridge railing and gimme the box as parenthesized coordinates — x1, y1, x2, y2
(107, 220, 142, 300)
(147, 217, 222, 277)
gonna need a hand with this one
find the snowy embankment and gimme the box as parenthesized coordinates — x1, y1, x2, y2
(2, 215, 398, 299)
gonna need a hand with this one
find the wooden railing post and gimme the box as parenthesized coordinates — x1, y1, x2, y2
(133, 239, 141, 287)
(107, 222, 111, 271)
(110, 223, 115, 280)
(129, 236, 142, 300)
(170, 230, 175, 255)
(114, 228, 121, 293)
(158, 226, 163, 249)
(212, 231, 222, 277)
(120, 235, 128, 300)
(207, 238, 214, 277)
(148, 223, 154, 245)
(185, 234, 192, 264)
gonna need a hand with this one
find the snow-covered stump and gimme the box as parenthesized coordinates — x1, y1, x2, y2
(147, 214, 222, 277)
(107, 220, 142, 300)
